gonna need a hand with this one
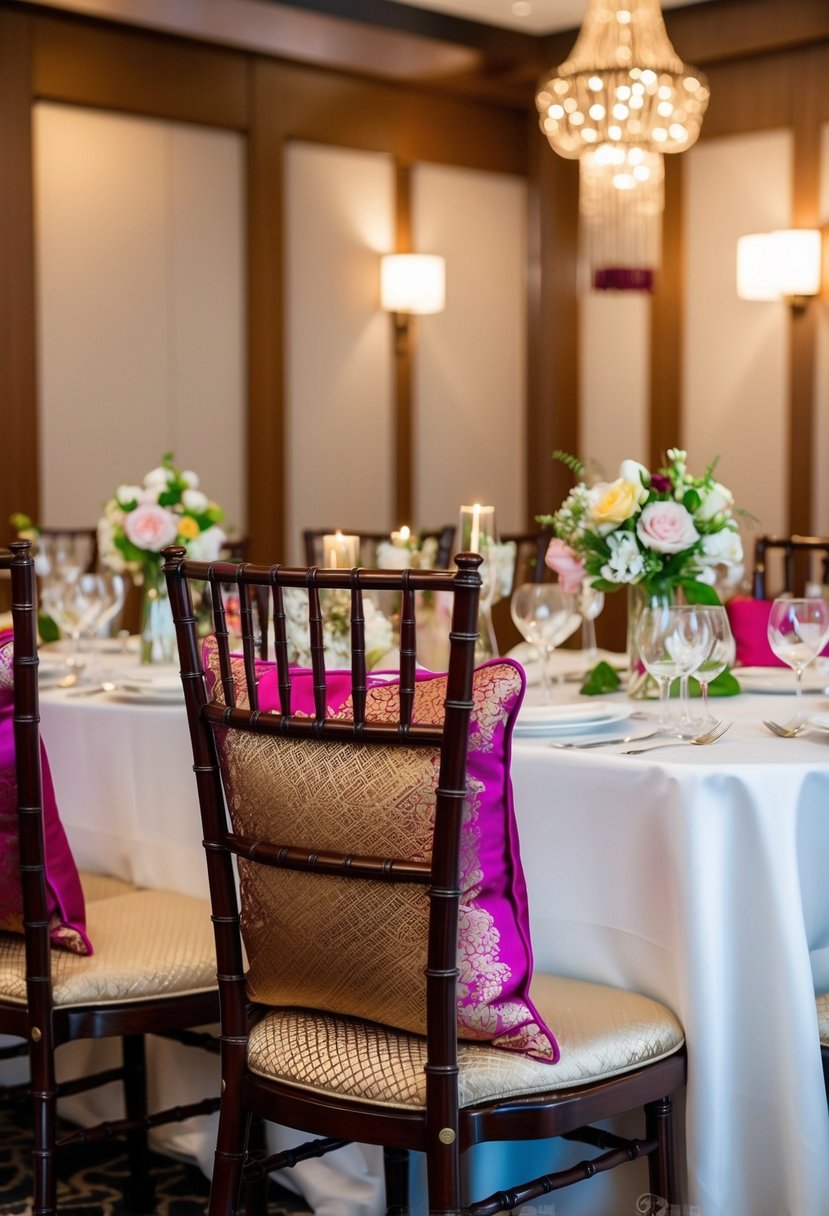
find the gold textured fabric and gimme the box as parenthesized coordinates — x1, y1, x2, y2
(0, 889, 216, 1007)
(816, 993, 829, 1046)
(80, 871, 139, 903)
(246, 971, 684, 1111)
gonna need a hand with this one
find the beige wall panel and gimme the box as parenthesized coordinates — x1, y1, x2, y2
(683, 129, 791, 537)
(34, 103, 245, 531)
(411, 164, 527, 537)
(284, 142, 394, 563)
(580, 292, 649, 478)
(814, 122, 829, 537)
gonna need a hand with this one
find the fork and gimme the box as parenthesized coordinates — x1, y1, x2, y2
(621, 721, 732, 755)
(762, 719, 808, 738)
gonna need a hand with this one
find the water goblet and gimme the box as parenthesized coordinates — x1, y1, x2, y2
(670, 605, 716, 737)
(577, 581, 605, 666)
(77, 573, 127, 682)
(636, 603, 711, 736)
(767, 596, 829, 725)
(693, 605, 736, 726)
(510, 583, 580, 702)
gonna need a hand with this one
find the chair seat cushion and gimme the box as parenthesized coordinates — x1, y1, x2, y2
(246, 972, 684, 1111)
(0, 888, 216, 1007)
(80, 871, 140, 903)
(816, 993, 829, 1046)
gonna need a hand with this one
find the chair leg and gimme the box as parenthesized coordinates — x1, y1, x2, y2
(244, 1115, 269, 1216)
(383, 1145, 410, 1215)
(30, 1040, 57, 1216)
(645, 1094, 679, 1211)
(122, 1034, 154, 1213)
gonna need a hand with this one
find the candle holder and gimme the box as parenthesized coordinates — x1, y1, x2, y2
(459, 504, 500, 660)
(322, 531, 360, 569)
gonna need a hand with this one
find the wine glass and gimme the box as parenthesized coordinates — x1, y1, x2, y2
(577, 581, 605, 666)
(636, 603, 712, 736)
(510, 584, 580, 702)
(76, 573, 127, 682)
(767, 596, 829, 724)
(693, 605, 736, 726)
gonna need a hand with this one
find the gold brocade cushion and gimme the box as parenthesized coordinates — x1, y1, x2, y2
(0, 888, 216, 1007)
(205, 638, 558, 1061)
(80, 871, 139, 903)
(246, 972, 685, 1111)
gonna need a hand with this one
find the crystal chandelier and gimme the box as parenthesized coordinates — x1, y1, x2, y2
(536, 0, 709, 292)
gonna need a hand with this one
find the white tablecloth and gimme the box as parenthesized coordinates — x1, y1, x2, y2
(34, 652, 829, 1215)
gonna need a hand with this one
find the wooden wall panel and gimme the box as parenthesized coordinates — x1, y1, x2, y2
(0, 10, 38, 540)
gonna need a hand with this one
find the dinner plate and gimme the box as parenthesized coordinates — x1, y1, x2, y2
(734, 666, 828, 695)
(105, 683, 184, 705)
(513, 700, 630, 738)
(808, 713, 829, 733)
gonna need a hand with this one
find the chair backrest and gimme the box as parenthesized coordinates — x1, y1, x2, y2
(302, 526, 456, 569)
(164, 549, 482, 1120)
(752, 534, 829, 598)
(0, 542, 57, 1023)
(501, 529, 553, 589)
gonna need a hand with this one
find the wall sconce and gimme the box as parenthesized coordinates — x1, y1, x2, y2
(381, 253, 445, 316)
(736, 229, 822, 313)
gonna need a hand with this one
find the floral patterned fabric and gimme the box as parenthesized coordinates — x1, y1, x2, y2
(204, 639, 558, 1062)
(0, 631, 90, 954)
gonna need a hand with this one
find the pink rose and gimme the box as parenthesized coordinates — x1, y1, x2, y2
(544, 538, 586, 593)
(636, 501, 699, 554)
(123, 502, 179, 552)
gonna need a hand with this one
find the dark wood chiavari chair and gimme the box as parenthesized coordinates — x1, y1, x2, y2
(164, 545, 686, 1216)
(0, 541, 221, 1216)
(752, 534, 829, 598)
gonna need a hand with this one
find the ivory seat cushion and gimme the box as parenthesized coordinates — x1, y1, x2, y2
(816, 993, 829, 1046)
(0, 889, 216, 1007)
(80, 871, 140, 903)
(246, 972, 685, 1112)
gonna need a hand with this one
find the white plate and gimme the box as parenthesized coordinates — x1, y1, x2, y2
(735, 666, 828, 695)
(105, 683, 183, 705)
(808, 713, 829, 733)
(514, 700, 630, 738)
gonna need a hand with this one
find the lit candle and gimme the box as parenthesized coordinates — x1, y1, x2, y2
(390, 525, 411, 546)
(459, 504, 495, 554)
(322, 531, 360, 568)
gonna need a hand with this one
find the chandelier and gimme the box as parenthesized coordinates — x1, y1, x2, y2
(536, 0, 709, 292)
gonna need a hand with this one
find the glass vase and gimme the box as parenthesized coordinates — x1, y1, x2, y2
(139, 558, 176, 665)
(626, 583, 675, 698)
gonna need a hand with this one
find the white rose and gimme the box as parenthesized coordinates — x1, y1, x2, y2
(181, 470, 200, 489)
(696, 481, 734, 522)
(700, 527, 743, 566)
(618, 459, 650, 503)
(115, 483, 142, 506)
(185, 524, 226, 561)
(144, 466, 173, 488)
(181, 488, 208, 512)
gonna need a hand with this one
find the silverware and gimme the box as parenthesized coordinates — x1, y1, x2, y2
(551, 728, 661, 750)
(621, 721, 732, 755)
(762, 718, 808, 738)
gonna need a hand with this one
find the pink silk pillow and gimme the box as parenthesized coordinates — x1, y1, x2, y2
(204, 639, 559, 1063)
(727, 596, 829, 668)
(0, 632, 91, 954)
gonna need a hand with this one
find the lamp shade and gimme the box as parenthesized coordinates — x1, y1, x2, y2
(737, 230, 821, 301)
(380, 254, 445, 314)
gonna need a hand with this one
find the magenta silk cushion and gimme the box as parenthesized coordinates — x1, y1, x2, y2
(727, 596, 829, 668)
(0, 632, 91, 954)
(203, 638, 559, 1063)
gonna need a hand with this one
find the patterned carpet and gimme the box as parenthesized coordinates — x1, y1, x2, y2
(0, 1096, 311, 1216)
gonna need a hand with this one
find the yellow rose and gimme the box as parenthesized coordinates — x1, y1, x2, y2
(177, 515, 200, 540)
(590, 479, 641, 531)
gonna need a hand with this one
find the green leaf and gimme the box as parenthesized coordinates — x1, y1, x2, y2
(678, 579, 721, 605)
(37, 613, 60, 643)
(580, 660, 621, 696)
(552, 450, 585, 478)
(683, 488, 701, 513)
(668, 670, 741, 697)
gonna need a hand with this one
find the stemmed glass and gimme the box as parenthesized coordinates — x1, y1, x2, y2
(693, 605, 736, 726)
(578, 582, 605, 666)
(510, 583, 580, 702)
(767, 596, 829, 725)
(636, 603, 712, 736)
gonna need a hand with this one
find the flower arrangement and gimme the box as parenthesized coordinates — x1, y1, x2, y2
(282, 589, 394, 670)
(538, 449, 744, 603)
(97, 453, 226, 578)
(375, 530, 440, 571)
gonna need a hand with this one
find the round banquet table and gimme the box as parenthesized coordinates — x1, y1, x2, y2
(29, 648, 829, 1215)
